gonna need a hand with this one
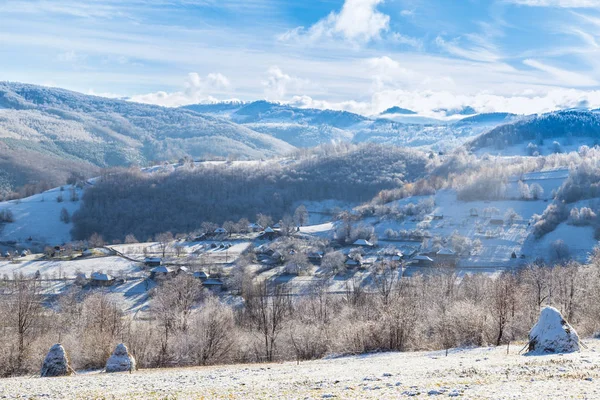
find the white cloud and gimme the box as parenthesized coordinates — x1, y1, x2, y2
(128, 72, 230, 107)
(280, 0, 390, 44)
(506, 0, 600, 6)
(390, 32, 422, 49)
(262, 66, 306, 100)
(523, 59, 598, 86)
(435, 35, 501, 63)
(288, 88, 600, 117)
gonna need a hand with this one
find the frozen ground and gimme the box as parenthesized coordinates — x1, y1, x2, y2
(2, 340, 600, 399)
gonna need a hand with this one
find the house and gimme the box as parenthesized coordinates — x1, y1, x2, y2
(345, 258, 361, 268)
(193, 271, 209, 281)
(436, 248, 458, 266)
(90, 272, 115, 287)
(248, 223, 263, 232)
(150, 266, 175, 279)
(307, 251, 324, 265)
(411, 255, 434, 267)
(177, 266, 190, 274)
(489, 218, 504, 226)
(260, 226, 278, 240)
(361, 256, 378, 267)
(202, 278, 224, 291)
(144, 257, 162, 267)
(214, 227, 228, 235)
(352, 239, 374, 248)
(192, 233, 206, 241)
(433, 213, 444, 220)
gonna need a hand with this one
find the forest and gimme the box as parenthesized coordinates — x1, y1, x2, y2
(71, 144, 429, 242)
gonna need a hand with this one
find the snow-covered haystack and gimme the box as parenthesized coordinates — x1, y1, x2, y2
(41, 344, 72, 377)
(105, 343, 136, 373)
(528, 306, 579, 354)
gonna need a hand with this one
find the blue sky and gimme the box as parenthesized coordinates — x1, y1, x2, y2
(2, 0, 600, 115)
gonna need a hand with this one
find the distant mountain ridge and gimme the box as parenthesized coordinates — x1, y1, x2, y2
(381, 106, 417, 115)
(469, 110, 600, 152)
(183, 100, 520, 150)
(0, 82, 294, 192)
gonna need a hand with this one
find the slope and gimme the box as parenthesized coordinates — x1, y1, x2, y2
(0, 83, 295, 192)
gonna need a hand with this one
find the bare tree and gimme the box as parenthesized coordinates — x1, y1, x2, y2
(190, 297, 235, 365)
(245, 282, 291, 362)
(155, 232, 174, 258)
(294, 205, 309, 226)
(1, 274, 43, 373)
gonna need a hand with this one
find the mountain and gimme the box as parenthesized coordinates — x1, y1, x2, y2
(434, 106, 477, 116)
(469, 110, 600, 155)
(0, 83, 295, 193)
(184, 100, 368, 147)
(381, 106, 417, 115)
(183, 101, 516, 150)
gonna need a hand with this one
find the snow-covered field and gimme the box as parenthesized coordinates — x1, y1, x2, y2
(0, 186, 83, 246)
(3, 341, 600, 399)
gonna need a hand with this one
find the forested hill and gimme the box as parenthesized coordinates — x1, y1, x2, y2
(72, 144, 429, 241)
(0, 82, 294, 194)
(468, 110, 600, 153)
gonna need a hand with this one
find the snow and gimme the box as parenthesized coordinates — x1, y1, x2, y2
(105, 343, 136, 373)
(475, 137, 596, 157)
(0, 186, 83, 245)
(0, 256, 143, 279)
(6, 340, 600, 398)
(299, 222, 335, 237)
(528, 306, 580, 354)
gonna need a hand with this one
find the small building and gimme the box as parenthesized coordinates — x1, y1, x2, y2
(345, 258, 361, 268)
(361, 256, 378, 267)
(307, 251, 324, 265)
(177, 266, 190, 274)
(202, 278, 224, 291)
(192, 233, 206, 242)
(193, 271, 209, 281)
(144, 257, 162, 267)
(214, 227, 228, 235)
(90, 272, 115, 287)
(248, 223, 263, 232)
(436, 248, 458, 266)
(411, 255, 434, 267)
(150, 266, 175, 279)
(433, 213, 444, 220)
(260, 227, 278, 240)
(352, 239, 374, 248)
(490, 218, 504, 226)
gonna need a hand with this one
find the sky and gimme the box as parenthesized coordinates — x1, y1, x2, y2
(2, 0, 600, 116)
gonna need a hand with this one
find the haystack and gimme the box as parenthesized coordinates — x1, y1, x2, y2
(527, 306, 579, 354)
(105, 343, 136, 373)
(41, 344, 72, 377)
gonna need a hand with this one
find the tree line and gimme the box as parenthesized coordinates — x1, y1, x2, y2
(3, 255, 600, 377)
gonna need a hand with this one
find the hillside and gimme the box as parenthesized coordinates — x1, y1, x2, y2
(71, 144, 429, 241)
(3, 342, 599, 399)
(469, 110, 600, 155)
(0, 83, 295, 193)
